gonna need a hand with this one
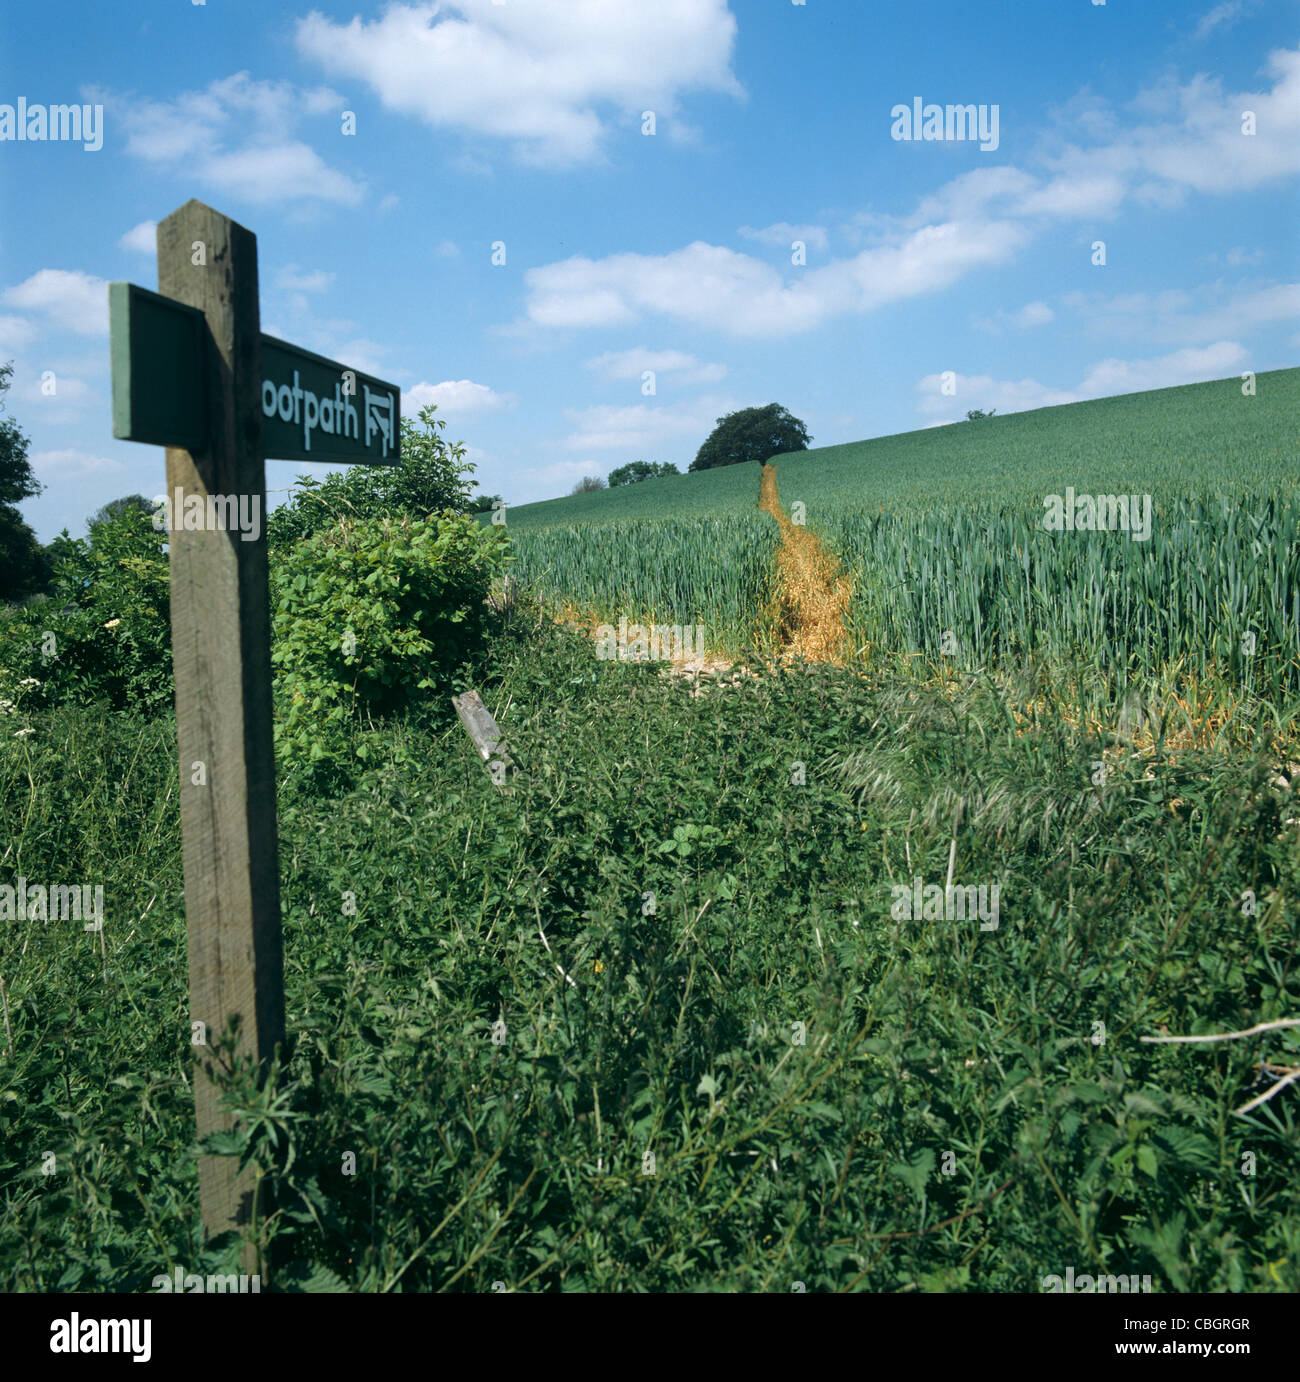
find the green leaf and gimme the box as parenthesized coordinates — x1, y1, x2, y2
(891, 1147, 935, 1202)
(1153, 1126, 1218, 1173)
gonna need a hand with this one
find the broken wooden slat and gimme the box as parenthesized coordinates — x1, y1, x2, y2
(452, 690, 518, 789)
(452, 689, 506, 760)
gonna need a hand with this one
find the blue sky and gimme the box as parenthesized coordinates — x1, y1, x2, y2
(2, 0, 1297, 542)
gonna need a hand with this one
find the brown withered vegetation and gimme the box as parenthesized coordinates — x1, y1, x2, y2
(758, 462, 853, 664)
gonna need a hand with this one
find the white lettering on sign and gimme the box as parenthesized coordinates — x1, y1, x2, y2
(259, 370, 399, 456)
(363, 384, 395, 457)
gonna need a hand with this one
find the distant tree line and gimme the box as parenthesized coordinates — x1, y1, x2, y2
(562, 403, 813, 498)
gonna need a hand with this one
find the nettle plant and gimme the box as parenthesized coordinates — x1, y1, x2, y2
(270, 510, 510, 780)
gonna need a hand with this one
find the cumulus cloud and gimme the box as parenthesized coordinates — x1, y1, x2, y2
(523, 220, 1027, 340)
(511, 45, 1300, 344)
(917, 343, 1249, 421)
(322, 338, 389, 377)
(887, 47, 1300, 233)
(201, 143, 362, 208)
(3, 270, 108, 335)
(294, 0, 742, 166)
(404, 379, 516, 416)
(1043, 48, 1300, 203)
(116, 72, 362, 207)
(118, 220, 157, 254)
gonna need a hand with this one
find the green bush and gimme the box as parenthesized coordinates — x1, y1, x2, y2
(0, 504, 172, 717)
(266, 404, 477, 549)
(270, 510, 510, 780)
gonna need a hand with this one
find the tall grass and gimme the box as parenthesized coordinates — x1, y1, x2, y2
(507, 512, 780, 656)
(816, 492, 1300, 703)
(500, 370, 1300, 705)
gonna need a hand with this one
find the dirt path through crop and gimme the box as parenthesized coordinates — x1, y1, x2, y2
(758, 464, 852, 663)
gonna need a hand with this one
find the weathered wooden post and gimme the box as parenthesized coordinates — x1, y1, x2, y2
(109, 199, 401, 1270)
(157, 202, 282, 1267)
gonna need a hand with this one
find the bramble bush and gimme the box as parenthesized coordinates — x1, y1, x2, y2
(269, 510, 510, 782)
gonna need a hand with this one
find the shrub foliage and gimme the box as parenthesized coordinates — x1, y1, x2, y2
(269, 510, 509, 777)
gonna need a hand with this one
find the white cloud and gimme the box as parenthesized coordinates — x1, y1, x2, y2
(121, 72, 342, 160)
(899, 46, 1300, 236)
(118, 220, 157, 254)
(405, 379, 516, 416)
(1047, 49, 1300, 203)
(117, 73, 362, 207)
(503, 47, 1300, 344)
(583, 347, 726, 383)
(1012, 173, 1127, 220)
(916, 374, 1077, 420)
(904, 166, 1037, 227)
(10, 369, 92, 420)
(201, 142, 363, 208)
(1064, 282, 1300, 344)
(739, 223, 830, 254)
(916, 343, 1249, 420)
(560, 393, 739, 453)
(433, 240, 461, 260)
(1014, 301, 1055, 328)
(901, 164, 1126, 226)
(326, 338, 389, 377)
(977, 299, 1056, 332)
(294, 0, 742, 166)
(0, 314, 36, 353)
(1075, 342, 1248, 396)
(1194, 2, 1252, 41)
(524, 220, 1026, 340)
(536, 457, 608, 485)
(3, 270, 108, 335)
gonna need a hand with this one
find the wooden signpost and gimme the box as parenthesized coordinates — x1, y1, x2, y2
(108, 199, 400, 1266)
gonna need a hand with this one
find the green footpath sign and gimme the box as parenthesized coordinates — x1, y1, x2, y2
(260, 334, 399, 465)
(109, 281, 401, 465)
